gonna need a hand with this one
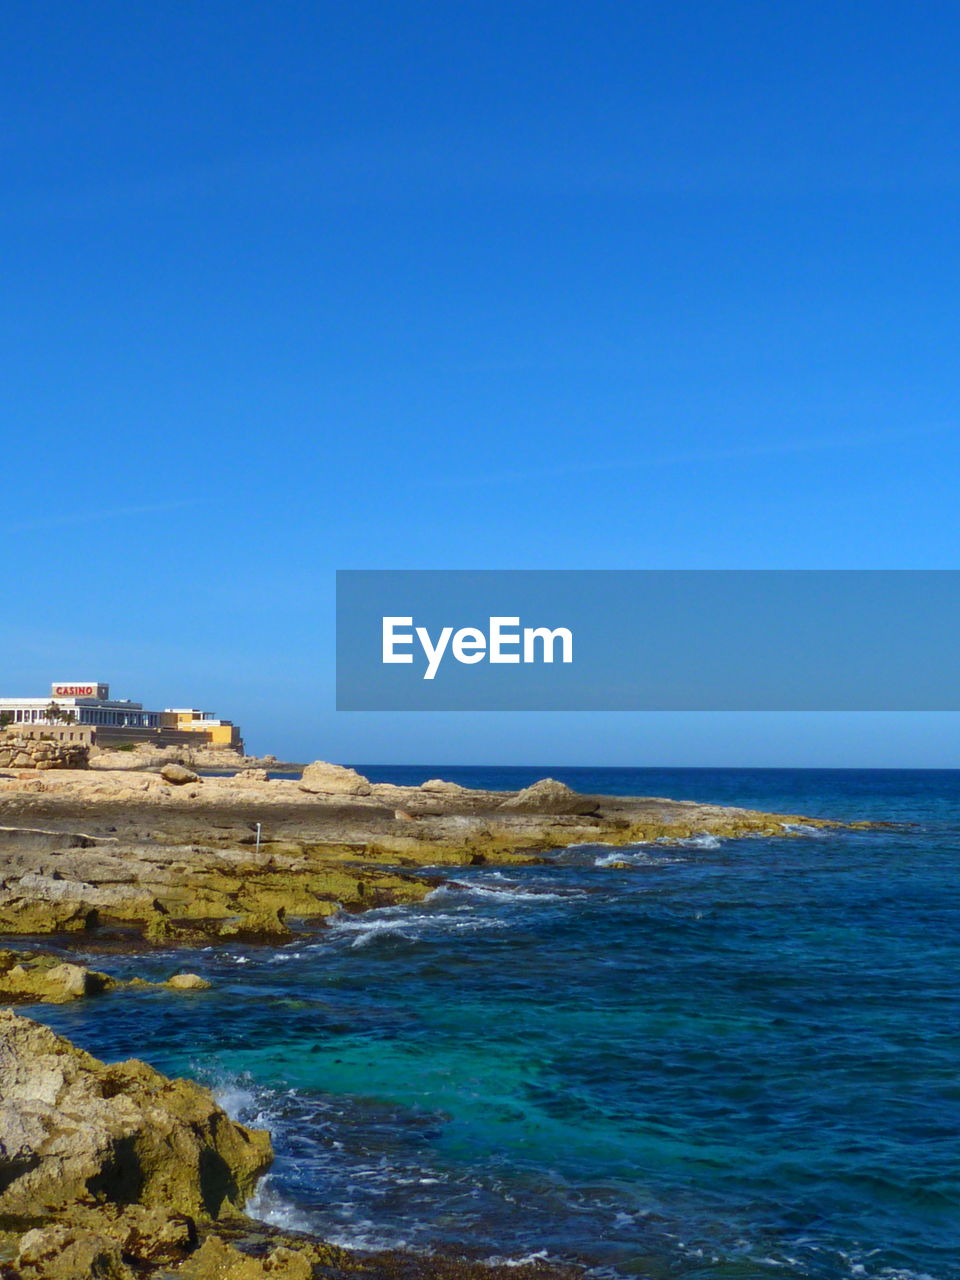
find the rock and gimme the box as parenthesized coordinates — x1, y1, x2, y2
(160, 763, 200, 785)
(0, 1009, 272, 1221)
(180, 1236, 314, 1279)
(0, 898, 98, 934)
(143, 913, 177, 942)
(499, 778, 599, 815)
(16, 1223, 133, 1280)
(420, 778, 464, 793)
(217, 907, 290, 939)
(0, 732, 89, 771)
(13, 1197, 197, 1278)
(234, 768, 270, 783)
(0, 952, 113, 1003)
(29, 961, 103, 1001)
(166, 972, 211, 991)
(105, 1204, 196, 1263)
(299, 760, 372, 796)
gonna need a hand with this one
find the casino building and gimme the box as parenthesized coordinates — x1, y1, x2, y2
(0, 682, 243, 750)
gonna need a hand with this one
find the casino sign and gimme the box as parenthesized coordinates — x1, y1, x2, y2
(51, 683, 109, 699)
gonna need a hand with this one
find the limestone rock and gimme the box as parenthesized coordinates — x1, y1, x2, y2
(0, 951, 113, 1003)
(499, 778, 599, 815)
(217, 907, 290, 939)
(180, 1236, 315, 1278)
(299, 761, 372, 796)
(22, 961, 101, 1001)
(0, 1009, 272, 1221)
(234, 768, 270, 783)
(13, 1193, 196, 1278)
(420, 778, 464, 793)
(0, 733, 89, 771)
(16, 1224, 133, 1280)
(0, 898, 97, 934)
(160, 763, 200, 786)
(166, 972, 211, 991)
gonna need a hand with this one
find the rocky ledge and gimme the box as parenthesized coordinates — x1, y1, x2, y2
(0, 762, 848, 945)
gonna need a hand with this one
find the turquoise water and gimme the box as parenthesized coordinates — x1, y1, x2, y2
(31, 769, 960, 1280)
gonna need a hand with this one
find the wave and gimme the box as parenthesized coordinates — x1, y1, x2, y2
(327, 906, 508, 949)
(245, 1172, 319, 1236)
(563, 833, 726, 870)
(593, 849, 684, 868)
(428, 880, 576, 905)
(661, 833, 723, 850)
(482, 1250, 552, 1268)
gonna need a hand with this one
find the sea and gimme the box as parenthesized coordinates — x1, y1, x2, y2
(26, 767, 960, 1280)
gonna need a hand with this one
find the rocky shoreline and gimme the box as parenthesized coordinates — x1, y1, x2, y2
(0, 755, 858, 1277)
(0, 758, 843, 945)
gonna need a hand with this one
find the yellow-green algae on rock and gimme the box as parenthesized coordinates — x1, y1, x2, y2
(0, 949, 212, 1004)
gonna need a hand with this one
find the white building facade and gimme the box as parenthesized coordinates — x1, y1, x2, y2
(0, 682, 162, 729)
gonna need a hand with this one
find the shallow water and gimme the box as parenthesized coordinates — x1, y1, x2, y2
(29, 768, 960, 1280)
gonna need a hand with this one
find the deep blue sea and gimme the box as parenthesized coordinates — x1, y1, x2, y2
(28, 768, 960, 1280)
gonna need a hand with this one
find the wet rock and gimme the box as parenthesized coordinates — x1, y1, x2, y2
(499, 778, 599, 815)
(166, 972, 211, 991)
(0, 958, 108, 1002)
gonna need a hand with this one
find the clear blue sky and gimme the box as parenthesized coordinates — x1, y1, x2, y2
(4, 1, 960, 765)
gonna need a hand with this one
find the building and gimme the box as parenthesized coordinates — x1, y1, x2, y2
(159, 708, 243, 750)
(0, 682, 243, 751)
(0, 682, 161, 730)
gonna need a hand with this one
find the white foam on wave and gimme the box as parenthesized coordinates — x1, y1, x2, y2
(593, 849, 682, 868)
(430, 880, 570, 904)
(209, 1078, 303, 1231)
(664, 833, 723, 850)
(328, 908, 507, 949)
(246, 1173, 318, 1234)
(212, 1079, 259, 1117)
(781, 822, 832, 838)
(483, 1250, 552, 1267)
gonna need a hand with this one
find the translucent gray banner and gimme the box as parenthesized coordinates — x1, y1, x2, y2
(336, 570, 960, 710)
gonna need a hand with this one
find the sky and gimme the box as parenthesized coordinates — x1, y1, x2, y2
(3, 0, 960, 765)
